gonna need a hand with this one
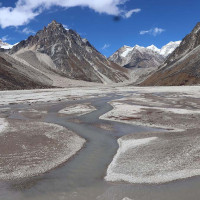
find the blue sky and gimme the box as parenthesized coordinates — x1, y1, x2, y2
(0, 0, 199, 57)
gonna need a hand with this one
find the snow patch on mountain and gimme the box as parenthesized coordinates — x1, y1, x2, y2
(109, 41, 181, 85)
(109, 44, 165, 68)
(0, 39, 17, 50)
(110, 41, 181, 64)
(160, 41, 181, 56)
(121, 46, 133, 57)
(147, 45, 160, 53)
(146, 41, 181, 57)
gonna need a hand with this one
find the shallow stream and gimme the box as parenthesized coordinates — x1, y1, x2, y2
(1, 94, 200, 200)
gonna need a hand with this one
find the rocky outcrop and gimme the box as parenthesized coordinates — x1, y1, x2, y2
(141, 22, 200, 86)
(10, 20, 128, 83)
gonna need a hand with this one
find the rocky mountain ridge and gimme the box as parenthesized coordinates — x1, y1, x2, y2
(10, 20, 128, 84)
(109, 45, 164, 68)
(147, 41, 181, 57)
(109, 41, 181, 68)
(108, 40, 181, 85)
(108, 44, 165, 85)
(141, 22, 200, 86)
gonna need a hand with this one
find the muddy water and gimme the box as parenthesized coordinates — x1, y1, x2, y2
(1, 94, 200, 200)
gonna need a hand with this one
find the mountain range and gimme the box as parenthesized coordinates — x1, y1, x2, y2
(147, 41, 181, 57)
(0, 20, 130, 90)
(108, 41, 181, 84)
(109, 45, 165, 68)
(109, 41, 181, 68)
(0, 20, 200, 90)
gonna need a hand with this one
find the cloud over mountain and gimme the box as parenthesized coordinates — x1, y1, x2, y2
(0, 0, 140, 28)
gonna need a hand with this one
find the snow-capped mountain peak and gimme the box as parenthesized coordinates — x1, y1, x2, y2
(109, 44, 165, 68)
(134, 45, 145, 50)
(134, 44, 143, 48)
(109, 40, 181, 69)
(146, 41, 181, 57)
(118, 41, 181, 58)
(147, 45, 160, 53)
(0, 39, 14, 50)
(159, 41, 181, 56)
(121, 46, 133, 57)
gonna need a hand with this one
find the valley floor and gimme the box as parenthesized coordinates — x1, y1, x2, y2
(0, 85, 200, 200)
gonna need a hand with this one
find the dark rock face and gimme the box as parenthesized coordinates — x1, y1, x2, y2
(141, 22, 200, 86)
(11, 20, 128, 83)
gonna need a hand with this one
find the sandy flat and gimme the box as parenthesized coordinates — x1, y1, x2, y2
(59, 103, 96, 116)
(0, 85, 200, 106)
(0, 118, 85, 180)
(105, 130, 200, 184)
(102, 86, 200, 184)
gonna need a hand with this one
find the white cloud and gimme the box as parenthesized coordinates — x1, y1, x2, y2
(0, 6, 40, 28)
(124, 8, 141, 18)
(140, 27, 165, 36)
(140, 30, 150, 35)
(22, 27, 35, 34)
(102, 44, 110, 50)
(0, 0, 141, 28)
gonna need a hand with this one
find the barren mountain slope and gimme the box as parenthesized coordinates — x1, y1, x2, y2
(13, 50, 103, 88)
(10, 20, 129, 84)
(141, 22, 200, 86)
(0, 53, 52, 90)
